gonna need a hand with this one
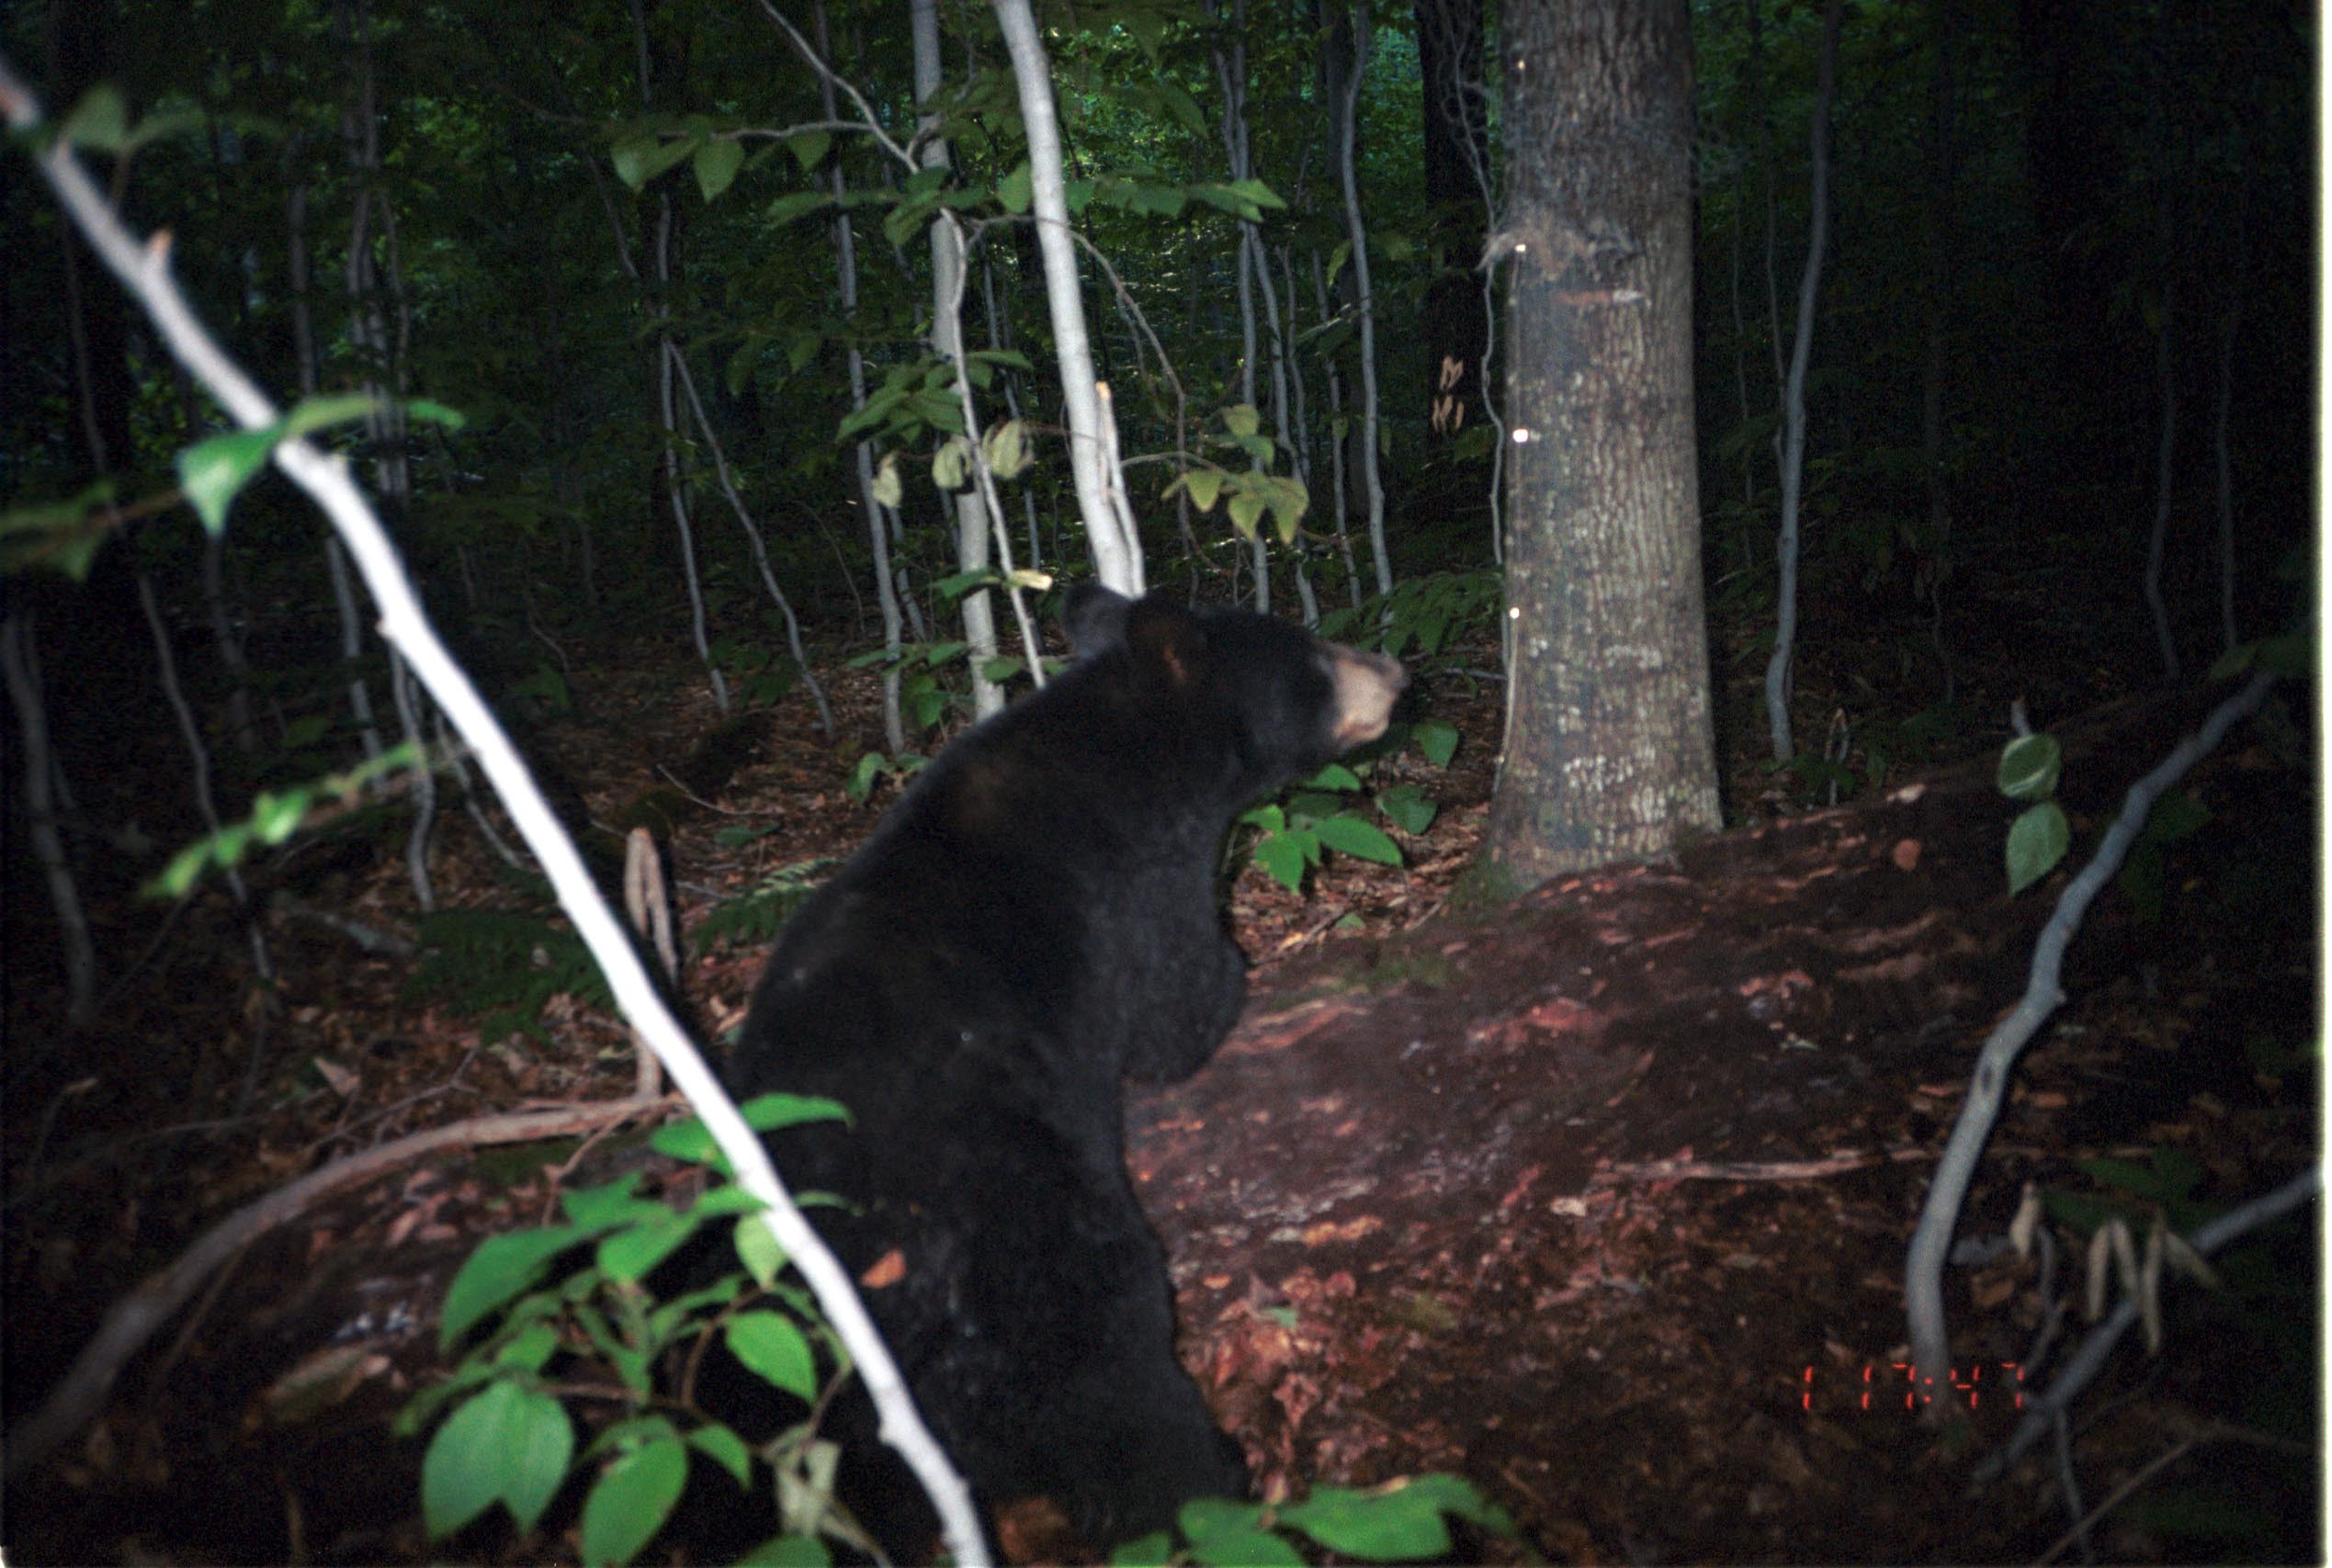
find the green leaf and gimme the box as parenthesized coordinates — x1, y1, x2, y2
(787, 131, 833, 173)
(1190, 1529, 1303, 1566)
(579, 1433, 687, 1567)
(439, 1226, 588, 1348)
(1306, 763, 1363, 791)
(767, 189, 832, 228)
(277, 393, 378, 442)
(1279, 1482, 1452, 1560)
(1314, 814, 1403, 865)
(998, 161, 1034, 214)
(932, 435, 970, 491)
(688, 1422, 754, 1487)
(177, 426, 280, 535)
(1155, 80, 1209, 139)
(727, 1310, 819, 1401)
(251, 790, 311, 845)
(611, 133, 696, 192)
(1227, 176, 1287, 212)
(597, 1209, 697, 1283)
(1109, 1530, 1174, 1566)
(61, 85, 130, 152)
(422, 1382, 514, 1539)
(1227, 490, 1265, 541)
(494, 1321, 560, 1373)
(560, 1173, 651, 1231)
(1177, 1496, 1301, 1563)
(740, 1092, 851, 1133)
(403, 398, 467, 430)
(422, 1380, 575, 1539)
(2006, 800, 2071, 896)
(1410, 720, 1459, 767)
(1390, 1472, 1514, 1533)
(1254, 833, 1308, 893)
(2143, 788, 2211, 843)
(984, 418, 1032, 480)
(651, 1094, 845, 1168)
(1997, 734, 2062, 802)
(499, 1386, 576, 1533)
(1376, 784, 1438, 834)
(735, 1211, 785, 1289)
(152, 839, 214, 899)
(695, 137, 745, 200)
(1177, 468, 1225, 512)
(1222, 403, 1262, 438)
(688, 1184, 769, 1221)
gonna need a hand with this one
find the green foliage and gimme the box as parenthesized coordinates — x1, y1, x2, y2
(404, 906, 611, 1044)
(2004, 800, 2070, 897)
(1163, 404, 1311, 546)
(1997, 733, 2069, 897)
(2112, 787, 2210, 923)
(712, 636, 799, 708)
(1112, 1473, 1515, 1565)
(843, 633, 1054, 739)
(0, 480, 123, 580)
(2208, 630, 2313, 682)
(407, 1098, 855, 1564)
(841, 750, 929, 805)
(1237, 720, 1452, 895)
(146, 743, 421, 897)
(1319, 571, 1501, 668)
(695, 858, 839, 953)
(177, 395, 463, 535)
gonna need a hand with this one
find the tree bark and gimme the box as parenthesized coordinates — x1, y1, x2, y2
(992, 0, 1147, 595)
(1480, 0, 1719, 891)
(914, 0, 1002, 720)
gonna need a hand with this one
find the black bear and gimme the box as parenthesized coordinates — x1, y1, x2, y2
(724, 584, 1406, 1553)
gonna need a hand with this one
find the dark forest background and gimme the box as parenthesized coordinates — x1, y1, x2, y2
(0, 0, 2316, 1561)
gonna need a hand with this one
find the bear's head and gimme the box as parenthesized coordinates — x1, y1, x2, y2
(1064, 583, 1408, 800)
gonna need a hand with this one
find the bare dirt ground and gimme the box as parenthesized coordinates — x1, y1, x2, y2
(5, 625, 2317, 1565)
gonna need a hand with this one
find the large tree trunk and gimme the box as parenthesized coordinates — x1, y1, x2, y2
(1479, 0, 1719, 891)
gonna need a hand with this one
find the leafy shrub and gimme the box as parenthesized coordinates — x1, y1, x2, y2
(401, 1094, 856, 1566)
(1111, 1473, 1516, 1565)
(1318, 570, 1500, 667)
(1237, 721, 1455, 895)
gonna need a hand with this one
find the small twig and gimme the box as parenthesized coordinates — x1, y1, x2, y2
(1596, 1149, 1930, 1185)
(654, 764, 753, 816)
(304, 1041, 481, 1161)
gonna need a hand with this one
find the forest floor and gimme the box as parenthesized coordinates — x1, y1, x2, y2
(3, 566, 2319, 1565)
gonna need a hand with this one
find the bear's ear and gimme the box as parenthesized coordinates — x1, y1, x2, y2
(1123, 595, 1206, 690)
(1063, 582, 1132, 659)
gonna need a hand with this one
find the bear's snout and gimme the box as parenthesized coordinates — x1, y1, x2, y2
(1325, 644, 1408, 747)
